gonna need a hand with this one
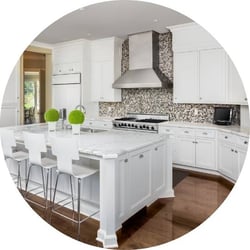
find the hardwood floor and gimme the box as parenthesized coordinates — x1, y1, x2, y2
(25, 169, 232, 249)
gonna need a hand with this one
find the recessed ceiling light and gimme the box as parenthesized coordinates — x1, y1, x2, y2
(153, 19, 158, 23)
(87, 33, 91, 36)
(79, 7, 85, 11)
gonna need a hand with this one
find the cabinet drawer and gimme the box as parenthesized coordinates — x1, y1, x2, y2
(195, 129, 215, 138)
(218, 132, 236, 144)
(176, 127, 195, 137)
(236, 136, 249, 149)
(158, 126, 175, 134)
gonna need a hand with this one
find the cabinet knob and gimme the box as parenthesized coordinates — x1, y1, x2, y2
(139, 154, 144, 159)
(184, 131, 189, 134)
(200, 97, 202, 100)
(202, 132, 208, 135)
(154, 147, 158, 151)
(225, 136, 228, 139)
(231, 149, 234, 152)
(244, 141, 248, 145)
(235, 150, 238, 154)
(124, 159, 128, 163)
(245, 98, 248, 101)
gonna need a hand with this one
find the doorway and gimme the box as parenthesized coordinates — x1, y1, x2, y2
(22, 51, 47, 124)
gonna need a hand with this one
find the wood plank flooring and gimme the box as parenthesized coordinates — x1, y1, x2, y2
(24, 169, 232, 249)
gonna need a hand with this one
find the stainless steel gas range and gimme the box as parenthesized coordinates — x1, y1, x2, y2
(112, 113, 170, 133)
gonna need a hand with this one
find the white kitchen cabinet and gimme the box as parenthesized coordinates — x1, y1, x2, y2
(199, 49, 227, 103)
(117, 141, 171, 222)
(195, 138, 216, 170)
(171, 22, 247, 105)
(151, 143, 165, 194)
(218, 132, 248, 181)
(174, 136, 196, 167)
(228, 57, 247, 105)
(90, 37, 122, 102)
(82, 119, 112, 129)
(163, 126, 217, 171)
(173, 49, 226, 104)
(53, 41, 84, 75)
(173, 51, 199, 103)
(129, 149, 151, 212)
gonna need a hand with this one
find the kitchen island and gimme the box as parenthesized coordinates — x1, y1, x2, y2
(5, 124, 173, 248)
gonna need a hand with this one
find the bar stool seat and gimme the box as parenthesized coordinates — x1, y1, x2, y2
(51, 136, 99, 240)
(1, 129, 28, 190)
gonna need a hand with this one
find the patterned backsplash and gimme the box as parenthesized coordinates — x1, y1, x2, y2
(99, 32, 240, 124)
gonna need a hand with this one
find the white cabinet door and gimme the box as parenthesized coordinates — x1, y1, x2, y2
(174, 137, 196, 167)
(173, 51, 199, 103)
(90, 61, 103, 102)
(228, 58, 247, 105)
(199, 49, 226, 103)
(128, 149, 151, 212)
(151, 143, 165, 194)
(196, 138, 216, 170)
(236, 147, 247, 178)
(218, 142, 234, 179)
(90, 37, 122, 102)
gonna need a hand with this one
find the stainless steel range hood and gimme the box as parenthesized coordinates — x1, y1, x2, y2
(113, 31, 172, 89)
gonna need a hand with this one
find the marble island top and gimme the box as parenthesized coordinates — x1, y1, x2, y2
(11, 124, 168, 159)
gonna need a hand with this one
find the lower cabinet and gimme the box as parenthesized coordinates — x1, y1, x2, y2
(218, 132, 248, 181)
(118, 142, 167, 222)
(174, 128, 216, 170)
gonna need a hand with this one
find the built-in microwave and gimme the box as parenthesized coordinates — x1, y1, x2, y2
(213, 107, 233, 125)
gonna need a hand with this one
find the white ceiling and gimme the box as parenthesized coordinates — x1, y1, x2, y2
(35, 0, 192, 44)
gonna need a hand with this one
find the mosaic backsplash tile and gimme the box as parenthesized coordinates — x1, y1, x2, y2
(99, 32, 240, 125)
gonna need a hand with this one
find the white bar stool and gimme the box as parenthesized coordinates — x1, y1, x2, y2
(51, 136, 99, 240)
(1, 129, 28, 190)
(24, 132, 57, 209)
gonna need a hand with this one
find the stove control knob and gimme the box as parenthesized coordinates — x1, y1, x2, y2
(151, 126, 155, 130)
(142, 125, 146, 128)
(131, 124, 134, 127)
(140, 125, 143, 129)
(135, 125, 138, 128)
(124, 123, 127, 127)
(114, 124, 117, 127)
(128, 123, 131, 127)
(146, 126, 149, 129)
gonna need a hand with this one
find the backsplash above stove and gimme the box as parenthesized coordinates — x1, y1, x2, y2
(99, 32, 240, 125)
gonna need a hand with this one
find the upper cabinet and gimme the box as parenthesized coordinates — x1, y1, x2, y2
(90, 37, 123, 102)
(170, 22, 247, 105)
(199, 48, 227, 103)
(53, 41, 84, 75)
(228, 57, 247, 105)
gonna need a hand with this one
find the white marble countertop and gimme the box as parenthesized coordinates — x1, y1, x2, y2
(159, 121, 250, 137)
(10, 124, 168, 159)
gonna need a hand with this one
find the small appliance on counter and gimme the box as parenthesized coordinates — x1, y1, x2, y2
(213, 107, 233, 125)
